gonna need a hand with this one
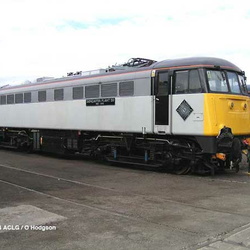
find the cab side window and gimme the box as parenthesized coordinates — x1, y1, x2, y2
(189, 70, 202, 93)
(239, 75, 248, 94)
(175, 71, 188, 94)
(174, 69, 202, 94)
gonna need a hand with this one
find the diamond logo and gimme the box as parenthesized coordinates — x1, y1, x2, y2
(176, 100, 193, 121)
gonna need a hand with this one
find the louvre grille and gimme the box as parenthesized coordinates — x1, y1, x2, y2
(7, 94, 14, 104)
(0, 95, 6, 105)
(15, 93, 23, 103)
(24, 92, 31, 103)
(54, 89, 64, 101)
(85, 85, 99, 98)
(119, 81, 134, 96)
(73, 87, 84, 99)
(38, 91, 46, 102)
(101, 83, 117, 97)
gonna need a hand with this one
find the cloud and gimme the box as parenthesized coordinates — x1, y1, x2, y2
(0, 0, 250, 85)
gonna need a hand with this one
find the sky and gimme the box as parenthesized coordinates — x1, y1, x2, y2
(0, 0, 250, 86)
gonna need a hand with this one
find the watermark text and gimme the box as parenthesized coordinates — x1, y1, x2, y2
(0, 224, 57, 232)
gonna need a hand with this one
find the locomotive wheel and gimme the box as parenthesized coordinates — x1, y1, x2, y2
(173, 162, 191, 175)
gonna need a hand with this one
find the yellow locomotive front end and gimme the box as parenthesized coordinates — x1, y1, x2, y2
(204, 93, 250, 136)
(202, 68, 250, 172)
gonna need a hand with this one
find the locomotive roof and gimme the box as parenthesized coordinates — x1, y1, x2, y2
(152, 57, 242, 72)
(0, 57, 243, 91)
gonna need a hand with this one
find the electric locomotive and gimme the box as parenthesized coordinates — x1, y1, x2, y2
(0, 57, 249, 175)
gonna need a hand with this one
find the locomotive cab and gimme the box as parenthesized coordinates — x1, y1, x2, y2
(152, 58, 249, 173)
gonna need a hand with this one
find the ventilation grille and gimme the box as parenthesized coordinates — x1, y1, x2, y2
(15, 93, 23, 103)
(24, 92, 31, 103)
(85, 85, 99, 98)
(7, 94, 14, 104)
(119, 81, 134, 96)
(101, 83, 117, 97)
(38, 91, 46, 102)
(0, 95, 6, 105)
(54, 89, 64, 101)
(73, 87, 84, 99)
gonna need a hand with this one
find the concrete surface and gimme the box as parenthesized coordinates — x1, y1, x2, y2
(198, 225, 250, 249)
(0, 149, 250, 249)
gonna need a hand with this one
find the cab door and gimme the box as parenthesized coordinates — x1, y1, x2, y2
(154, 71, 171, 134)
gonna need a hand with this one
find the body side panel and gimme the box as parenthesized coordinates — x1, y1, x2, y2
(171, 94, 204, 135)
(0, 96, 154, 133)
